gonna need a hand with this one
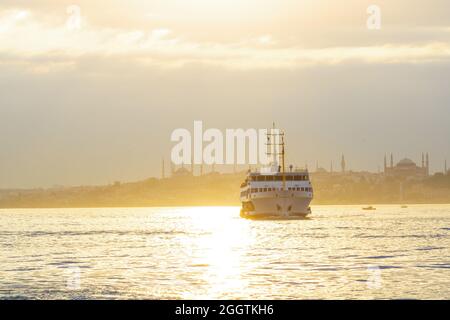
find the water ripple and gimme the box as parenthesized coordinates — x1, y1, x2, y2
(0, 205, 449, 299)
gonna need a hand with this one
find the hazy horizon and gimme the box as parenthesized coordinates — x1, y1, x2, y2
(1, 0, 450, 188)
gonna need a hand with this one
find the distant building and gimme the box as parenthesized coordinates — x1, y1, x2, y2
(384, 153, 429, 178)
(315, 167, 328, 174)
(161, 158, 166, 179)
(172, 166, 192, 177)
(314, 160, 329, 175)
(341, 155, 346, 173)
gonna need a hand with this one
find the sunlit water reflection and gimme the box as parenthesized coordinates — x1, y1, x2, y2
(0, 205, 449, 299)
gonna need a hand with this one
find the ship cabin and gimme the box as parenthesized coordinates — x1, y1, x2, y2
(240, 171, 313, 198)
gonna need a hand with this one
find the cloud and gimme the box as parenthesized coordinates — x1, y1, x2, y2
(2, 7, 450, 72)
(2, 3, 450, 187)
(0, 8, 30, 32)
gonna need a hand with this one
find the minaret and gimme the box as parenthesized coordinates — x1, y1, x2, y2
(422, 153, 425, 168)
(316, 160, 319, 172)
(170, 161, 175, 177)
(445, 159, 448, 175)
(330, 161, 333, 174)
(341, 154, 346, 173)
(384, 154, 387, 173)
(390, 153, 394, 168)
(161, 158, 165, 179)
(426, 153, 430, 176)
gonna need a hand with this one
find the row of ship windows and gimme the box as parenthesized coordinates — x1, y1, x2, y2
(241, 187, 313, 196)
(249, 175, 309, 182)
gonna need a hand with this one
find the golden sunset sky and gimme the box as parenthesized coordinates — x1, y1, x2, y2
(1, 0, 449, 187)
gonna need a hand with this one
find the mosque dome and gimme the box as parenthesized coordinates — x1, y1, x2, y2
(397, 158, 416, 167)
(173, 167, 191, 176)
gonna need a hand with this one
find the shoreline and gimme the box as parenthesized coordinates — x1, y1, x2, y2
(1, 202, 450, 210)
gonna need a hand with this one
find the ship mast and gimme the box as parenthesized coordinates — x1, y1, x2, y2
(280, 130, 286, 191)
(267, 123, 287, 191)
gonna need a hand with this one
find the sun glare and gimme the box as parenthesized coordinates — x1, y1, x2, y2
(178, 207, 255, 299)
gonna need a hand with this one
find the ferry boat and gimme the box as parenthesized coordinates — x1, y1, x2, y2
(239, 126, 313, 219)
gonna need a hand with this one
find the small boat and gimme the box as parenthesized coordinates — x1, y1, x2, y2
(401, 205, 408, 208)
(362, 206, 376, 211)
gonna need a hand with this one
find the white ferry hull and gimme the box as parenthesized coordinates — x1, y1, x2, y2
(241, 190, 312, 219)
